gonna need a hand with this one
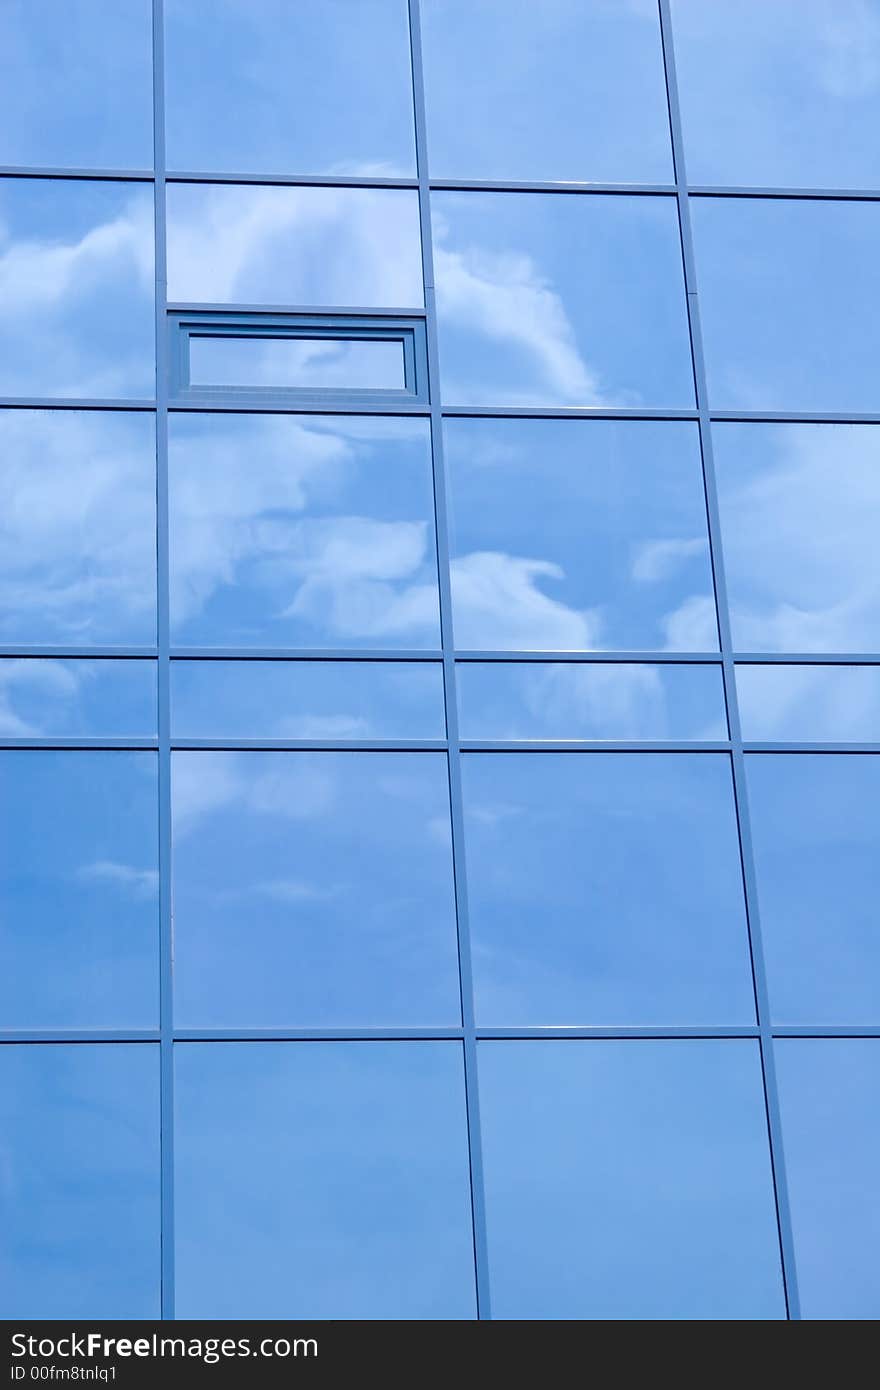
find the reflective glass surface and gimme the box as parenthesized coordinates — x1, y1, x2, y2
(174, 1042, 476, 1318)
(168, 414, 440, 649)
(672, 0, 880, 189)
(692, 197, 880, 412)
(714, 424, 880, 653)
(0, 179, 155, 398)
(746, 755, 880, 1024)
(0, 658, 156, 737)
(165, 0, 415, 177)
(188, 335, 406, 391)
(737, 665, 880, 742)
(457, 662, 727, 741)
(776, 1040, 880, 1320)
(0, 752, 158, 1028)
(171, 660, 445, 740)
(432, 192, 693, 407)
(166, 184, 423, 309)
(478, 1041, 784, 1319)
(444, 419, 717, 651)
(462, 754, 753, 1024)
(421, 0, 672, 182)
(0, 0, 153, 170)
(0, 411, 157, 645)
(0, 1043, 160, 1319)
(172, 752, 459, 1026)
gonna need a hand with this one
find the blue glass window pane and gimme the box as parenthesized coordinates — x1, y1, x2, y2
(421, 0, 672, 182)
(174, 1042, 476, 1318)
(171, 660, 445, 740)
(746, 755, 880, 1024)
(0, 180, 155, 398)
(692, 197, 880, 413)
(738, 665, 880, 742)
(168, 414, 440, 649)
(714, 424, 880, 653)
(165, 0, 415, 177)
(166, 184, 423, 309)
(776, 1040, 880, 1319)
(432, 192, 693, 407)
(0, 1043, 160, 1319)
(0, 752, 158, 1028)
(0, 0, 153, 170)
(478, 1040, 784, 1319)
(462, 753, 753, 1025)
(172, 752, 459, 1026)
(672, 0, 880, 189)
(0, 411, 157, 645)
(457, 662, 727, 741)
(0, 659, 156, 737)
(188, 335, 406, 392)
(444, 419, 717, 652)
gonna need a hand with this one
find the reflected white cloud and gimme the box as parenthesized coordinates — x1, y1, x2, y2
(172, 753, 338, 838)
(76, 861, 159, 900)
(450, 552, 601, 649)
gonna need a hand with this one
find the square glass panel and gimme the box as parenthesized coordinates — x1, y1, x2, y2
(457, 661, 727, 741)
(0, 659, 156, 738)
(0, 1043, 160, 1319)
(166, 183, 423, 309)
(776, 1040, 880, 1320)
(746, 755, 880, 1024)
(168, 414, 440, 649)
(0, 751, 158, 1028)
(171, 752, 460, 1026)
(174, 1042, 476, 1318)
(691, 197, 880, 412)
(188, 335, 406, 392)
(171, 660, 445, 740)
(0, 410, 157, 645)
(461, 753, 753, 1025)
(0, 179, 155, 398)
(432, 191, 694, 407)
(672, 0, 880, 189)
(165, 0, 416, 177)
(737, 665, 880, 742)
(444, 419, 717, 652)
(714, 424, 880, 653)
(0, 0, 153, 169)
(478, 1040, 785, 1319)
(421, 0, 673, 182)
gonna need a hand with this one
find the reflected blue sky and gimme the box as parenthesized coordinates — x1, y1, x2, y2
(0, 0, 153, 170)
(0, 410, 156, 644)
(168, 414, 440, 649)
(478, 1040, 784, 1319)
(166, 184, 423, 308)
(188, 334, 406, 392)
(171, 660, 445, 740)
(692, 198, 880, 412)
(737, 665, 880, 742)
(0, 752, 158, 1029)
(433, 192, 693, 406)
(462, 754, 753, 1025)
(165, 0, 415, 177)
(0, 179, 155, 398)
(171, 752, 460, 1027)
(0, 1043, 160, 1319)
(672, 0, 880, 188)
(444, 419, 717, 651)
(174, 1042, 476, 1318)
(0, 659, 156, 737)
(714, 424, 880, 653)
(747, 756, 880, 1025)
(776, 1040, 880, 1319)
(457, 661, 727, 741)
(421, 0, 672, 182)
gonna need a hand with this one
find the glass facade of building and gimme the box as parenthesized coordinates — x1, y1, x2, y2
(2, 0, 879, 1321)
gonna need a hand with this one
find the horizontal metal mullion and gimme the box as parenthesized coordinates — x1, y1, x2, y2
(167, 302, 427, 318)
(171, 738, 448, 752)
(743, 743, 880, 754)
(0, 647, 158, 659)
(0, 166, 154, 181)
(440, 405, 699, 420)
(453, 650, 721, 663)
(173, 1028, 465, 1042)
(710, 411, 880, 425)
(475, 1026, 760, 1040)
(0, 1031, 160, 1043)
(0, 397, 156, 411)
(459, 741, 731, 753)
(0, 738, 158, 750)
(165, 170, 419, 189)
(690, 185, 880, 201)
(169, 647, 443, 660)
(168, 399, 430, 417)
(733, 653, 880, 664)
(428, 179, 678, 196)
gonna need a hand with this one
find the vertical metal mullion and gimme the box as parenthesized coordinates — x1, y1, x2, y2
(408, 0, 492, 1320)
(657, 0, 801, 1320)
(152, 0, 174, 1321)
